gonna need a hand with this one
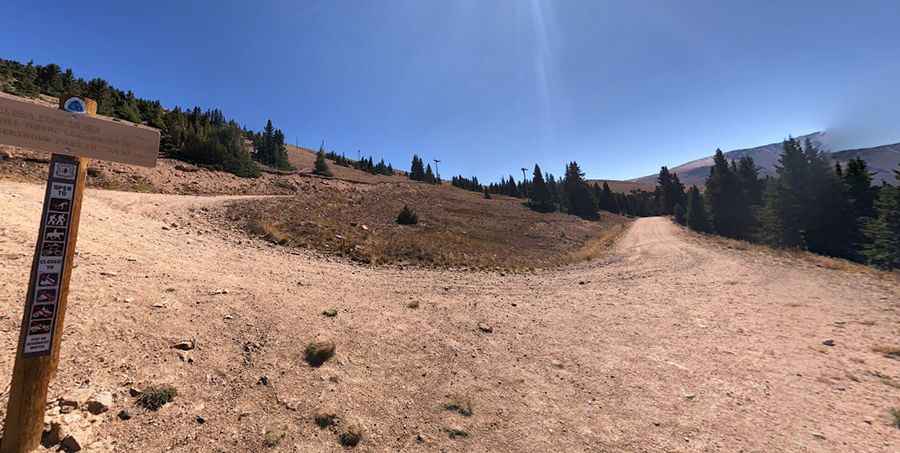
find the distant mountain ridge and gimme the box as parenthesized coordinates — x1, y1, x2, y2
(632, 132, 900, 187)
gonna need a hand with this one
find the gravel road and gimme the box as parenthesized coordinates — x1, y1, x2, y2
(1, 181, 898, 452)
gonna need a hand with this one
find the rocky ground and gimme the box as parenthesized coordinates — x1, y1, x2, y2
(1, 180, 898, 452)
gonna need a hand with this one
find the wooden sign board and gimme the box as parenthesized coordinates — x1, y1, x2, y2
(0, 94, 160, 167)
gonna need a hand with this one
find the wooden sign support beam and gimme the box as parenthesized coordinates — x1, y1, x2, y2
(1, 98, 95, 453)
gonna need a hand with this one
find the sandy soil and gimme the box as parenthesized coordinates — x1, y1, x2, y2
(1, 181, 899, 452)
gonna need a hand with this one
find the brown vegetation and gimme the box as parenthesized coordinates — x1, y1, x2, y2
(223, 180, 629, 270)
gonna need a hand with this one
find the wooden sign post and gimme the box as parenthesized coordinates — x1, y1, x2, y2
(0, 94, 159, 453)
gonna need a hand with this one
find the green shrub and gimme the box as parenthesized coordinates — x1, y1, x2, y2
(136, 384, 178, 411)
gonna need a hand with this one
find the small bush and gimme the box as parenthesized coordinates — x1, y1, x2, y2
(136, 385, 178, 411)
(314, 412, 338, 429)
(396, 205, 418, 225)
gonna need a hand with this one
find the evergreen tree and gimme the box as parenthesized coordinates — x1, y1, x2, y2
(528, 164, 555, 212)
(705, 149, 750, 239)
(761, 138, 809, 247)
(844, 158, 877, 219)
(597, 182, 614, 212)
(424, 164, 436, 184)
(802, 139, 854, 257)
(562, 161, 598, 220)
(863, 166, 900, 268)
(655, 167, 685, 215)
(409, 155, 426, 181)
(314, 148, 332, 177)
(686, 186, 710, 232)
(737, 156, 764, 206)
(673, 203, 686, 225)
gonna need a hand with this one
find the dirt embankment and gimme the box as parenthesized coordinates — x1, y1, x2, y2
(1, 182, 899, 452)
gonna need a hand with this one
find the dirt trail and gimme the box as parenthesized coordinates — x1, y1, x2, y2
(1, 181, 898, 452)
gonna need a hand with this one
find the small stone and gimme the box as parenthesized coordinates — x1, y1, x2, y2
(305, 340, 336, 367)
(811, 432, 826, 440)
(195, 415, 206, 424)
(86, 391, 113, 415)
(822, 339, 835, 347)
(224, 314, 234, 320)
(550, 360, 564, 369)
(478, 323, 493, 333)
(684, 394, 696, 400)
(322, 308, 338, 317)
(210, 289, 229, 295)
(152, 303, 166, 309)
(173, 340, 196, 351)
(339, 423, 363, 447)
(58, 389, 92, 410)
(117, 409, 132, 421)
(258, 376, 269, 386)
(407, 301, 420, 309)
(99, 271, 118, 277)
(176, 351, 193, 363)
(360, 224, 369, 231)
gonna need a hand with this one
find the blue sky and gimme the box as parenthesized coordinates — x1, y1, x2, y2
(3, 1, 900, 180)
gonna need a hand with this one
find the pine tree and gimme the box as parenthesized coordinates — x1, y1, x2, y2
(705, 149, 750, 239)
(424, 164, 436, 184)
(863, 166, 900, 268)
(599, 182, 614, 212)
(761, 138, 809, 247)
(409, 155, 425, 181)
(686, 186, 710, 232)
(802, 140, 854, 258)
(844, 158, 877, 219)
(528, 164, 555, 212)
(562, 161, 598, 220)
(655, 167, 684, 215)
(673, 203, 686, 225)
(314, 148, 332, 177)
(737, 156, 764, 206)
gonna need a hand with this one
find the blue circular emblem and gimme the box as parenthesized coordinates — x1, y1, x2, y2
(63, 97, 86, 114)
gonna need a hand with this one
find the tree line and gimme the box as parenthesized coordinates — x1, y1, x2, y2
(443, 160, 661, 220)
(669, 137, 900, 269)
(0, 58, 297, 176)
(325, 150, 395, 176)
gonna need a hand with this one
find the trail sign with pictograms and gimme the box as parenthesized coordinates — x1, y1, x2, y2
(1, 94, 160, 453)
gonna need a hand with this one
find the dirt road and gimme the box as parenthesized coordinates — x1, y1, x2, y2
(1, 181, 898, 452)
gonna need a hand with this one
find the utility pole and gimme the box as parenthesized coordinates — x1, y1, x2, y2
(433, 159, 441, 183)
(521, 167, 528, 197)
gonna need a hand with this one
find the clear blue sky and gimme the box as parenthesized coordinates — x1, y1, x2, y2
(3, 1, 900, 180)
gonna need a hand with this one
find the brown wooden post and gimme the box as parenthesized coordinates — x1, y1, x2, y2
(1, 97, 95, 453)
